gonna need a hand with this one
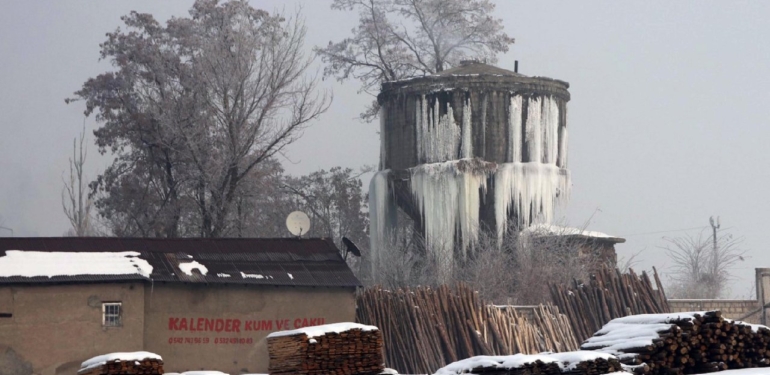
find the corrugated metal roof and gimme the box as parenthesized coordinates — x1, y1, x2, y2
(0, 237, 361, 287)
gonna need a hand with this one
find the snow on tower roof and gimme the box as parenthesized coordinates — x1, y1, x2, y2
(521, 224, 626, 243)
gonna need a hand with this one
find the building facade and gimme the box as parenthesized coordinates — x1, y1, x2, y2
(0, 238, 360, 375)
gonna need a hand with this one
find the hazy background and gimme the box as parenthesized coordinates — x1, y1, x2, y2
(1, 1, 768, 297)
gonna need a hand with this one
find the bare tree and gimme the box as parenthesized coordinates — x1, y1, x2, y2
(69, 1, 330, 237)
(61, 125, 94, 236)
(316, 0, 514, 120)
(663, 224, 746, 299)
(368, 216, 601, 305)
(618, 249, 644, 273)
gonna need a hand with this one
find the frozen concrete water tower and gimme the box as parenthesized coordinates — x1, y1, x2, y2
(369, 61, 571, 268)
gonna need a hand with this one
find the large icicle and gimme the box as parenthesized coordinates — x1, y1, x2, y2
(525, 97, 542, 162)
(508, 95, 523, 162)
(410, 160, 490, 281)
(368, 170, 397, 278)
(494, 163, 571, 245)
(460, 98, 473, 159)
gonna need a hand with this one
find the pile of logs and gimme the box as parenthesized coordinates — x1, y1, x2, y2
(77, 357, 163, 375)
(582, 310, 770, 375)
(267, 323, 384, 375)
(434, 352, 623, 375)
(356, 284, 579, 375)
(550, 267, 670, 342)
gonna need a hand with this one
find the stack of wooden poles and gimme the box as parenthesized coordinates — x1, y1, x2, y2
(77, 358, 164, 375)
(356, 284, 579, 375)
(549, 267, 670, 342)
(267, 325, 385, 375)
(582, 310, 770, 375)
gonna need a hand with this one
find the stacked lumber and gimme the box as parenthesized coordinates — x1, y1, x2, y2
(356, 284, 579, 375)
(78, 352, 163, 375)
(581, 310, 770, 375)
(266, 322, 384, 375)
(550, 267, 669, 342)
(433, 351, 623, 375)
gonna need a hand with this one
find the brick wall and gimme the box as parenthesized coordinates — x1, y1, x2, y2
(668, 299, 760, 324)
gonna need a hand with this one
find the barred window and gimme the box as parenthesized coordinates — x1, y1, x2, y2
(102, 302, 122, 327)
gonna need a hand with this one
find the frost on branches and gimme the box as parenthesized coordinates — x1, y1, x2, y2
(369, 94, 570, 277)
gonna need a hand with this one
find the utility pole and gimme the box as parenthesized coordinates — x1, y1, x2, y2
(709, 216, 720, 295)
(710, 216, 720, 251)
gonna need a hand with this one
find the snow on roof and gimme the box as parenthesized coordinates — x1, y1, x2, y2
(80, 352, 161, 372)
(267, 322, 379, 339)
(434, 352, 616, 375)
(521, 224, 623, 241)
(0, 250, 153, 279)
(178, 260, 208, 276)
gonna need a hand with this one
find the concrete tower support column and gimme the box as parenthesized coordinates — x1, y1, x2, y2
(756, 268, 770, 325)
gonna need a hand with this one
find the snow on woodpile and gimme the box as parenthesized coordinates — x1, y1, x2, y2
(267, 322, 384, 375)
(266, 322, 378, 339)
(79, 351, 163, 375)
(581, 311, 770, 375)
(0, 250, 153, 279)
(433, 351, 622, 375)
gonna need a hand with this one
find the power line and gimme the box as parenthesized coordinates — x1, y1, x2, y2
(620, 226, 710, 237)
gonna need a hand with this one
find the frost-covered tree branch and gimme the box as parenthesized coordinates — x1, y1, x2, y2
(316, 0, 514, 121)
(61, 124, 94, 237)
(68, 0, 329, 238)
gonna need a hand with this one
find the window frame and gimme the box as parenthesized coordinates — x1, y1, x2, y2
(101, 302, 122, 327)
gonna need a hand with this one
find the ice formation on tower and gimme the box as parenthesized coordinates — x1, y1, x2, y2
(416, 95, 473, 163)
(368, 170, 396, 276)
(372, 61, 572, 274)
(410, 160, 491, 265)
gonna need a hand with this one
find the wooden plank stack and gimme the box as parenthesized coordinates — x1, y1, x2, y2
(581, 310, 770, 375)
(433, 352, 623, 375)
(267, 322, 384, 375)
(550, 267, 670, 342)
(356, 284, 580, 375)
(77, 352, 164, 375)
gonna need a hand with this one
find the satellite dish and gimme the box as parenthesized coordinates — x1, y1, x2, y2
(286, 211, 311, 237)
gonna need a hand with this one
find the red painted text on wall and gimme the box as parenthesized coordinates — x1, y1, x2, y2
(167, 317, 326, 333)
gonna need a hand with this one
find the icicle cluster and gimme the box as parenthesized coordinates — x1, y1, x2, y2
(409, 161, 489, 272)
(415, 95, 473, 163)
(494, 163, 570, 244)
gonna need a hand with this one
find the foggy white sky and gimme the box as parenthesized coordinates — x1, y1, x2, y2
(1, 1, 768, 297)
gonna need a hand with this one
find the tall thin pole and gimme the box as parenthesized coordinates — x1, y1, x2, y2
(709, 216, 720, 295)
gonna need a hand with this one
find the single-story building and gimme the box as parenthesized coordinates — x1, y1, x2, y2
(0, 237, 361, 375)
